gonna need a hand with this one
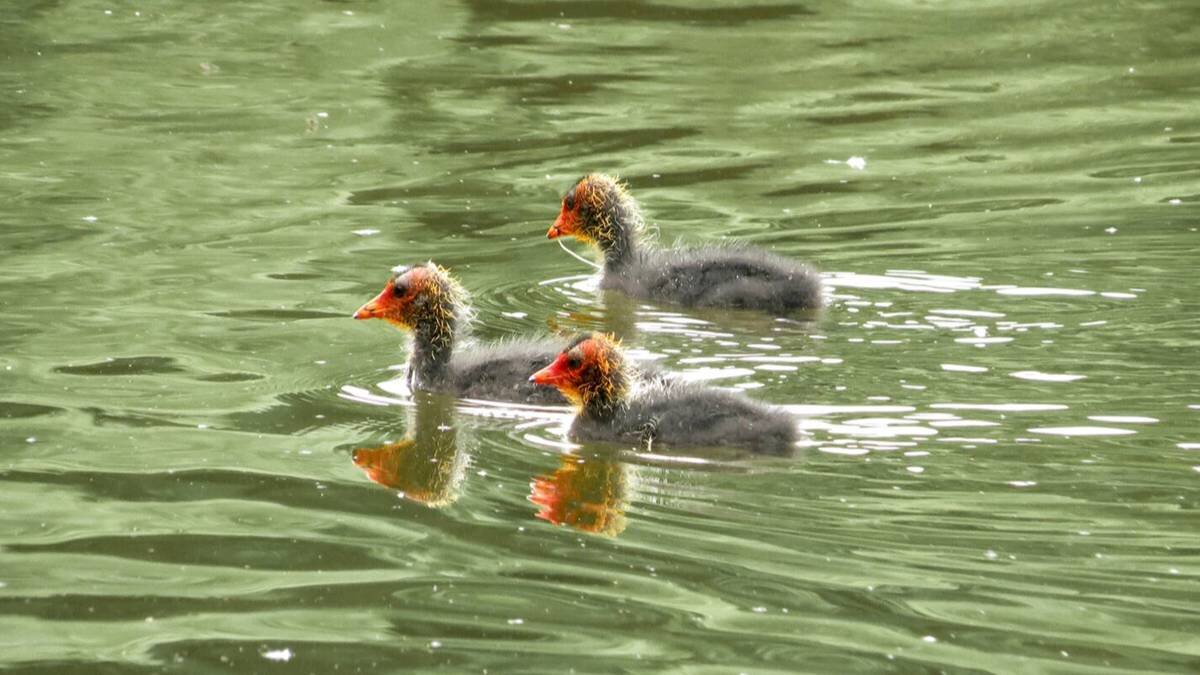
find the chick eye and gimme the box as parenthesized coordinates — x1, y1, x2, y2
(564, 192, 576, 210)
(566, 354, 582, 369)
(392, 281, 408, 297)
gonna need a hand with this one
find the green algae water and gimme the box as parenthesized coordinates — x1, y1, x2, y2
(2, 1, 1199, 672)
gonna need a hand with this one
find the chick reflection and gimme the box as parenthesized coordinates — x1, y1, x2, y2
(530, 451, 630, 537)
(547, 289, 642, 343)
(352, 392, 466, 507)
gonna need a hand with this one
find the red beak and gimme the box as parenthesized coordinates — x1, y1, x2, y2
(353, 283, 393, 320)
(547, 208, 570, 239)
(529, 354, 570, 386)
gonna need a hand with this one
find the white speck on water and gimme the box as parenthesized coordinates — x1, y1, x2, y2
(342, 10, 354, 15)
(846, 156, 867, 170)
(314, 360, 327, 365)
(1133, 176, 1142, 183)
(1030, 426, 1135, 437)
(25, 437, 36, 443)
(352, 229, 380, 237)
(1104, 227, 1117, 234)
(1177, 443, 1200, 450)
(934, 403, 1066, 413)
(1008, 481, 1037, 488)
(1169, 568, 1180, 575)
(922, 635, 937, 643)
(906, 466, 924, 474)
(507, 618, 524, 624)
(1061, 650, 1070, 658)
(502, 311, 527, 319)
(104, 9, 112, 15)
(819, 446, 869, 456)
(556, 22, 571, 29)
(984, 549, 998, 559)
(262, 648, 293, 662)
(752, 606, 767, 613)
(1168, 199, 1182, 205)
(1011, 371, 1086, 383)
(196, 424, 209, 430)
(997, 286, 1094, 297)
(1089, 415, 1157, 424)
(430, 641, 442, 649)
(942, 363, 988, 373)
(82, 215, 98, 222)
(956, 337, 1014, 347)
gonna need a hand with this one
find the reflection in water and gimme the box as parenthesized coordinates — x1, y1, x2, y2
(351, 393, 466, 507)
(530, 451, 630, 537)
(544, 285, 644, 343)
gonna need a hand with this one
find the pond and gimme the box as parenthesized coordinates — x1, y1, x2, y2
(1, 0, 1198, 671)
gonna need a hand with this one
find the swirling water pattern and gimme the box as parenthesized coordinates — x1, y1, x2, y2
(1, 1, 1198, 672)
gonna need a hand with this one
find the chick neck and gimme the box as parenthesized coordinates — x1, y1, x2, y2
(405, 280, 467, 389)
(585, 185, 643, 273)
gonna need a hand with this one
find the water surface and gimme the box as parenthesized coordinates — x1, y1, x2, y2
(2, 1, 1199, 672)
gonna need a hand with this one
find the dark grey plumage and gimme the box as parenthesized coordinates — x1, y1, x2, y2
(570, 378, 798, 457)
(602, 243, 823, 314)
(440, 339, 570, 405)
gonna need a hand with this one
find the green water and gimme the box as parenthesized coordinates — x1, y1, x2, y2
(2, 0, 1199, 672)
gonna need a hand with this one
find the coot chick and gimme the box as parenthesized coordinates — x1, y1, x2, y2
(530, 333, 797, 456)
(354, 262, 566, 405)
(548, 174, 823, 312)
